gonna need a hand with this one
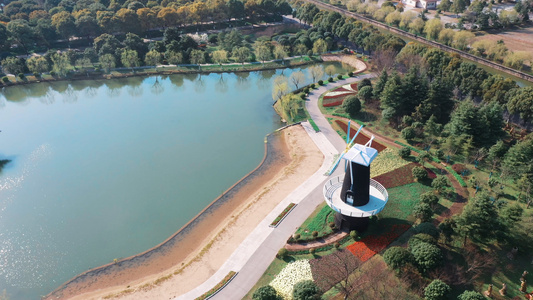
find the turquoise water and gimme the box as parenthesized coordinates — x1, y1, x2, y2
(0, 63, 349, 299)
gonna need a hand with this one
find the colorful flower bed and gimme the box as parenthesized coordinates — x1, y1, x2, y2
(195, 271, 237, 300)
(334, 120, 387, 151)
(346, 224, 411, 262)
(323, 99, 344, 107)
(270, 259, 313, 299)
(270, 203, 297, 227)
(323, 83, 358, 99)
(372, 163, 418, 189)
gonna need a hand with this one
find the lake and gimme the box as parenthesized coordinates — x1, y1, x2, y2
(0, 63, 349, 299)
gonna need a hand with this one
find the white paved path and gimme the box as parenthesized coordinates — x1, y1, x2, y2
(175, 73, 375, 300)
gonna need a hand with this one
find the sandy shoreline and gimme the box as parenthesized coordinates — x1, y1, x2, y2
(46, 125, 323, 300)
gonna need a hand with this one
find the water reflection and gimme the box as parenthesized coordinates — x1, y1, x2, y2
(194, 75, 206, 93)
(168, 75, 185, 90)
(151, 77, 164, 95)
(215, 74, 228, 94)
(62, 85, 78, 103)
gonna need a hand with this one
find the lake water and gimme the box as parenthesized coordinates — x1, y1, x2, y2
(0, 63, 349, 299)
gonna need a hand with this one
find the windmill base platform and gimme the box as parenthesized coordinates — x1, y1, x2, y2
(335, 213, 370, 232)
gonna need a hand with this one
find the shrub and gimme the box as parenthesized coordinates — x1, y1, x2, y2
(2, 76, 9, 83)
(420, 192, 439, 207)
(50, 71, 57, 76)
(350, 230, 358, 240)
(318, 80, 323, 85)
(300, 93, 306, 100)
(310, 83, 316, 89)
(431, 175, 451, 193)
(253, 285, 282, 300)
(334, 242, 340, 248)
(277, 248, 288, 258)
(457, 290, 485, 300)
(328, 77, 334, 82)
(309, 248, 315, 255)
(337, 74, 343, 80)
(413, 202, 432, 222)
(358, 85, 373, 102)
(348, 71, 353, 77)
(408, 234, 436, 251)
(411, 242, 442, 273)
(18, 73, 25, 79)
(412, 166, 428, 181)
(401, 126, 416, 141)
(383, 246, 413, 270)
(414, 222, 439, 238)
(398, 147, 411, 159)
(33, 72, 40, 77)
(304, 87, 310, 94)
(424, 279, 450, 300)
(358, 78, 372, 88)
(293, 233, 301, 241)
(311, 231, 319, 238)
(435, 149, 444, 160)
(343, 95, 361, 118)
(292, 280, 321, 300)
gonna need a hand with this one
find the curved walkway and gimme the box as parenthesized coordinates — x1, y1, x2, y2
(174, 75, 375, 300)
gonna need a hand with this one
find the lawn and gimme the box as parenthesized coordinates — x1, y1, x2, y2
(294, 203, 336, 241)
(382, 182, 434, 220)
(370, 148, 410, 178)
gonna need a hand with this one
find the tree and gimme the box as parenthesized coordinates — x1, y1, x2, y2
(431, 175, 450, 193)
(294, 43, 308, 57)
(211, 50, 228, 65)
(343, 95, 362, 118)
(438, 28, 455, 46)
(157, 7, 179, 27)
(252, 285, 282, 300)
(165, 51, 183, 65)
(137, 8, 157, 32)
(457, 290, 485, 300)
(7, 19, 34, 54)
(123, 33, 148, 60)
(254, 41, 272, 64)
(438, 0, 451, 12)
(190, 49, 206, 66)
(357, 86, 373, 102)
(312, 38, 327, 55)
(411, 242, 442, 273)
(424, 279, 451, 300)
(325, 65, 336, 78)
(308, 65, 324, 83)
(0, 23, 9, 52)
(144, 50, 162, 66)
(93, 33, 122, 56)
(75, 15, 99, 39)
(311, 250, 364, 300)
(456, 192, 500, 244)
(373, 70, 388, 98)
(413, 202, 432, 222)
(51, 52, 71, 77)
(409, 18, 426, 35)
(121, 49, 140, 72)
(383, 246, 413, 271)
(292, 280, 321, 300)
(507, 86, 533, 124)
(424, 18, 443, 40)
(272, 75, 289, 102)
(1, 57, 26, 75)
(233, 47, 250, 64)
(402, 127, 416, 141)
(99, 54, 116, 73)
(289, 71, 305, 90)
(420, 192, 439, 208)
(51, 11, 75, 40)
(453, 31, 475, 51)
(27, 56, 50, 74)
(273, 45, 288, 62)
(399, 147, 411, 159)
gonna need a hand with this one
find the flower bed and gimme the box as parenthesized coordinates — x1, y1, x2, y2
(346, 224, 411, 262)
(334, 120, 387, 152)
(195, 271, 237, 300)
(372, 163, 417, 189)
(270, 259, 313, 299)
(270, 203, 297, 227)
(323, 83, 358, 99)
(323, 99, 344, 107)
(370, 149, 411, 178)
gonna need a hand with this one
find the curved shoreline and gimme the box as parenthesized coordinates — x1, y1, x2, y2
(44, 129, 292, 299)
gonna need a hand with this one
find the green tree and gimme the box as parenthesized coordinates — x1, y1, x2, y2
(254, 41, 272, 64)
(144, 50, 162, 66)
(123, 33, 148, 60)
(399, 147, 411, 159)
(507, 86, 533, 124)
(165, 51, 183, 65)
(292, 280, 321, 300)
(233, 47, 250, 64)
(312, 38, 328, 55)
(424, 18, 443, 40)
(424, 279, 451, 300)
(373, 70, 388, 99)
(343, 95, 362, 118)
(412, 242, 442, 273)
(357, 86, 373, 102)
(1, 57, 26, 75)
(121, 49, 140, 72)
(412, 166, 428, 181)
(457, 290, 485, 300)
(438, 0, 451, 12)
(7, 19, 34, 54)
(431, 175, 450, 193)
(383, 246, 413, 271)
(252, 285, 282, 300)
(0, 23, 9, 52)
(93, 33, 122, 56)
(420, 192, 439, 207)
(51, 11, 75, 40)
(27, 56, 50, 74)
(99, 54, 116, 73)
(51, 52, 71, 77)
(273, 45, 288, 62)
(211, 49, 228, 65)
(413, 202, 432, 222)
(190, 49, 206, 67)
(401, 127, 416, 141)
(451, 0, 467, 16)
(456, 192, 500, 244)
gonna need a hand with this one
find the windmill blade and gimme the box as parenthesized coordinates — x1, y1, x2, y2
(346, 120, 350, 144)
(347, 125, 364, 148)
(329, 152, 346, 175)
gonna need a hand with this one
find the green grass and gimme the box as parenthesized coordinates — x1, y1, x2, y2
(382, 182, 434, 220)
(294, 203, 336, 241)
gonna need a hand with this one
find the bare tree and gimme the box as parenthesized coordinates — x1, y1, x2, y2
(308, 65, 324, 83)
(289, 71, 305, 90)
(373, 49, 397, 74)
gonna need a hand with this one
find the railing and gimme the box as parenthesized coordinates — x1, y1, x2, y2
(323, 176, 388, 217)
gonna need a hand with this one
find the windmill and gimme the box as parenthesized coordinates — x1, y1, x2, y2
(323, 123, 389, 232)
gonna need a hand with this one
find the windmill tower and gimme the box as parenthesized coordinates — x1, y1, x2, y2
(323, 125, 389, 232)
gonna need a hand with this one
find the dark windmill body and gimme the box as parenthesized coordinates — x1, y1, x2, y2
(323, 126, 388, 232)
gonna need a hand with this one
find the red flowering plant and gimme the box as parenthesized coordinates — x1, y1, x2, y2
(346, 224, 410, 262)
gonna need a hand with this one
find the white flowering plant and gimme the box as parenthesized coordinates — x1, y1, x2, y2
(270, 259, 313, 299)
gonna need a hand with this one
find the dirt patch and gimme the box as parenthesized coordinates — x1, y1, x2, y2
(473, 25, 533, 64)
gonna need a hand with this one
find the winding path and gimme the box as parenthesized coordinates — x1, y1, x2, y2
(174, 75, 374, 300)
